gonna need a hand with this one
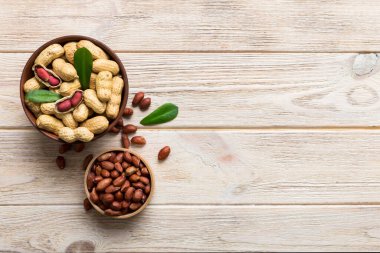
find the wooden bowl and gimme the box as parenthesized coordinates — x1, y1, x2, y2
(20, 35, 129, 142)
(84, 148, 154, 219)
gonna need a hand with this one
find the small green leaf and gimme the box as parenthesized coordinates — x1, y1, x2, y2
(74, 47, 93, 90)
(25, 90, 62, 103)
(140, 103, 179, 126)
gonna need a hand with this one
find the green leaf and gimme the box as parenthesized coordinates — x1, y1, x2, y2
(140, 103, 179, 126)
(25, 90, 62, 103)
(74, 47, 93, 90)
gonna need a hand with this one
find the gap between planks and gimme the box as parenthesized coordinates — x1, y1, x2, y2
(2, 203, 380, 207)
(0, 50, 377, 54)
(3, 126, 380, 132)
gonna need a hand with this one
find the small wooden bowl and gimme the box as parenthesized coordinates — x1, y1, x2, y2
(84, 148, 154, 219)
(20, 35, 129, 142)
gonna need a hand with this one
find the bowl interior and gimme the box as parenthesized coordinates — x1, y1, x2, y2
(20, 35, 129, 142)
(84, 148, 154, 219)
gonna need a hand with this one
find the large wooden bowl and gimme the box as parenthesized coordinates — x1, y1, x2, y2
(20, 35, 129, 142)
(84, 148, 155, 219)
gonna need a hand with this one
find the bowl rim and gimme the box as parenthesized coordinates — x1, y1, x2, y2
(20, 35, 129, 143)
(84, 148, 155, 219)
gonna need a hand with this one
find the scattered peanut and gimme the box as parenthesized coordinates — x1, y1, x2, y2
(122, 124, 137, 134)
(139, 97, 151, 110)
(131, 136, 146, 145)
(158, 146, 171, 160)
(52, 58, 78, 81)
(93, 59, 119, 75)
(132, 92, 144, 107)
(80, 116, 109, 134)
(111, 127, 120, 133)
(121, 134, 130, 148)
(35, 43, 65, 66)
(117, 118, 124, 127)
(123, 107, 133, 117)
(106, 76, 124, 119)
(56, 156, 65, 169)
(75, 143, 86, 152)
(59, 143, 71, 154)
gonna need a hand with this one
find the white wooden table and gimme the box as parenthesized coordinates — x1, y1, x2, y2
(2, 1, 380, 252)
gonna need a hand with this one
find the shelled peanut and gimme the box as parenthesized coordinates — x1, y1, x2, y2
(86, 150, 152, 216)
(23, 40, 126, 143)
(33, 64, 62, 87)
(55, 90, 83, 113)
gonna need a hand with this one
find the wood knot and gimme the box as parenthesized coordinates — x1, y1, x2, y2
(352, 53, 378, 77)
(220, 154, 234, 162)
(347, 86, 379, 107)
(65, 240, 95, 253)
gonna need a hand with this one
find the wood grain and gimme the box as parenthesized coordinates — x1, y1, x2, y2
(2, 0, 380, 52)
(9, 52, 380, 128)
(1, 129, 380, 205)
(1, 205, 380, 252)
(3, 1, 380, 251)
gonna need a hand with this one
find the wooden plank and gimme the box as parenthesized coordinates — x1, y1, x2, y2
(1, 205, 380, 252)
(1, 129, 380, 205)
(8, 52, 380, 128)
(2, 1, 380, 51)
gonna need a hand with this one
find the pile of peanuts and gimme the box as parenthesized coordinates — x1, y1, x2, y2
(24, 40, 125, 143)
(85, 150, 152, 216)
